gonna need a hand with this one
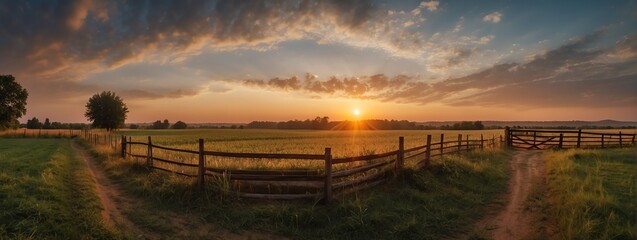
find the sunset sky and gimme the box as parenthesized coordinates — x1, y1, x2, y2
(2, 0, 636, 123)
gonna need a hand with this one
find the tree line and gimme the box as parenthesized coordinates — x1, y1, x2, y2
(247, 118, 488, 130)
(129, 119, 188, 129)
(24, 117, 89, 129)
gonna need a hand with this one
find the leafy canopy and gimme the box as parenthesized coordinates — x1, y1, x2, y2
(85, 91, 128, 131)
(0, 75, 28, 130)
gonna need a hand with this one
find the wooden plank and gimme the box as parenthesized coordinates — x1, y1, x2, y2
(203, 151, 324, 160)
(233, 180, 324, 189)
(332, 170, 389, 189)
(404, 150, 425, 160)
(152, 144, 199, 154)
(332, 160, 393, 178)
(404, 145, 426, 153)
(205, 171, 325, 181)
(332, 150, 399, 164)
(334, 177, 388, 197)
(205, 167, 321, 176)
(237, 192, 321, 200)
(152, 157, 198, 168)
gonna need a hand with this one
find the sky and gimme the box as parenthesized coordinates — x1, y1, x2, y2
(1, 0, 636, 123)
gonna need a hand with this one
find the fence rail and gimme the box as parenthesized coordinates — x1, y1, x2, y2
(505, 128, 636, 150)
(114, 133, 497, 203)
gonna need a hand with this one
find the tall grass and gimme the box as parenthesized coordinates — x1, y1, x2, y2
(86, 136, 511, 239)
(544, 148, 636, 239)
(0, 138, 120, 239)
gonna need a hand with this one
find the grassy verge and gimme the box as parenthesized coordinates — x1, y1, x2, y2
(86, 140, 510, 239)
(544, 147, 637, 239)
(0, 138, 120, 239)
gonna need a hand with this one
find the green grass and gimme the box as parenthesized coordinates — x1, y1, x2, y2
(544, 147, 637, 239)
(88, 135, 511, 239)
(0, 138, 119, 239)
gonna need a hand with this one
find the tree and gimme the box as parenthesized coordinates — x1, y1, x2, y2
(85, 91, 129, 132)
(0, 75, 28, 130)
(26, 117, 42, 129)
(152, 120, 163, 129)
(172, 121, 187, 129)
(162, 119, 170, 129)
(43, 118, 52, 129)
(129, 124, 139, 129)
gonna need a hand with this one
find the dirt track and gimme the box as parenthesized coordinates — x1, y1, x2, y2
(473, 151, 546, 240)
(70, 140, 152, 238)
(70, 140, 282, 239)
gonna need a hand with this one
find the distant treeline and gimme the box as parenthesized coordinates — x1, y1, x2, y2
(247, 117, 487, 130)
(22, 117, 89, 129)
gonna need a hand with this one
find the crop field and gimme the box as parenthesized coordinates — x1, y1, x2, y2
(119, 129, 504, 155)
(113, 129, 503, 172)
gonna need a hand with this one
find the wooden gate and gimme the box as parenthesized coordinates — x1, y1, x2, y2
(504, 128, 636, 150)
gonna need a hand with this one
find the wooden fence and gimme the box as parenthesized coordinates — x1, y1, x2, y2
(119, 134, 497, 203)
(505, 128, 636, 150)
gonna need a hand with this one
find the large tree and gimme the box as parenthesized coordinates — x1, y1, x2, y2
(85, 91, 129, 132)
(0, 75, 28, 130)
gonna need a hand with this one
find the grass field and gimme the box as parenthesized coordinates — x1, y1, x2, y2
(84, 129, 512, 239)
(0, 138, 120, 239)
(544, 147, 637, 239)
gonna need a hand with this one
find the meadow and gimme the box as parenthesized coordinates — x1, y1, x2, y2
(543, 147, 637, 239)
(0, 138, 121, 239)
(87, 136, 512, 239)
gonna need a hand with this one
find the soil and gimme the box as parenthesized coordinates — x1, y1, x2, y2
(70, 140, 283, 239)
(471, 151, 548, 240)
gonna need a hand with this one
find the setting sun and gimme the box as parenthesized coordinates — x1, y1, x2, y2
(353, 109, 361, 116)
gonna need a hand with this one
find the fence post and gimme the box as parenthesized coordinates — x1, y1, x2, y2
(504, 127, 510, 147)
(457, 134, 462, 154)
(632, 134, 635, 145)
(466, 134, 470, 151)
(147, 136, 153, 168)
(198, 139, 205, 191)
(128, 136, 132, 156)
(558, 133, 563, 149)
(533, 132, 537, 147)
(480, 134, 484, 149)
(619, 131, 622, 148)
(324, 148, 332, 204)
(440, 134, 444, 160)
(425, 135, 432, 168)
(601, 134, 604, 148)
(576, 129, 582, 148)
(398, 137, 404, 170)
(121, 135, 126, 158)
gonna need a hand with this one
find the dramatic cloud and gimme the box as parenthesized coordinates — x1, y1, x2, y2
(483, 11, 502, 23)
(419, 1, 440, 12)
(234, 31, 637, 108)
(0, 0, 434, 105)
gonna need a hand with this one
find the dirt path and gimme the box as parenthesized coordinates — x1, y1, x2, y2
(472, 151, 547, 240)
(70, 140, 153, 238)
(70, 140, 282, 239)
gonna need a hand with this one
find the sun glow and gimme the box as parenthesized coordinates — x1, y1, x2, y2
(353, 109, 361, 116)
